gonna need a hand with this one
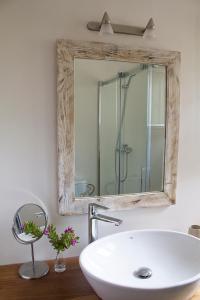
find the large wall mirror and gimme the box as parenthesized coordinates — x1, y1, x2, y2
(57, 40, 180, 215)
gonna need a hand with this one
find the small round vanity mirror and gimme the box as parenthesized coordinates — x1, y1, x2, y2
(13, 203, 47, 243)
(12, 203, 49, 279)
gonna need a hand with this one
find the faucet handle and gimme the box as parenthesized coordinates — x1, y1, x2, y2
(89, 203, 109, 211)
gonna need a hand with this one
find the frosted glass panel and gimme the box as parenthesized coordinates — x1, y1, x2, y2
(100, 80, 118, 195)
(150, 66, 166, 191)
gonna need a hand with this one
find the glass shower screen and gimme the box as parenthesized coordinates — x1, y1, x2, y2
(98, 65, 166, 195)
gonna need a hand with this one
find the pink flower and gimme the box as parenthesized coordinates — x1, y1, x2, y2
(44, 229, 49, 236)
(71, 239, 77, 246)
(64, 226, 74, 233)
(44, 225, 52, 236)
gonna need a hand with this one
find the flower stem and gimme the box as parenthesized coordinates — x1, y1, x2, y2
(56, 251, 60, 260)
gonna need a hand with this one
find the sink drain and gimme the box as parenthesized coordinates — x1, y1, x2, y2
(134, 267, 152, 279)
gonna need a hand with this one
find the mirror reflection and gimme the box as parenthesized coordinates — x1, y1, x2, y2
(13, 203, 47, 243)
(75, 59, 166, 197)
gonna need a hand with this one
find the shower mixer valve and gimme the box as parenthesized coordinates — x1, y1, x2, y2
(116, 144, 133, 154)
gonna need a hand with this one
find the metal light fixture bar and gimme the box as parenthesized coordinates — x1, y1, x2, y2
(87, 12, 155, 37)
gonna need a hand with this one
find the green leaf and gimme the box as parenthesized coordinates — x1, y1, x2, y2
(45, 224, 79, 253)
(23, 221, 43, 239)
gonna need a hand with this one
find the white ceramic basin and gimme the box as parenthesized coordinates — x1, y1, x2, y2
(80, 230, 200, 300)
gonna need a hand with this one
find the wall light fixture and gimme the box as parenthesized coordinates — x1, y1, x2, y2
(87, 12, 156, 38)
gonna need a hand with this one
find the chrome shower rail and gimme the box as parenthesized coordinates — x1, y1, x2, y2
(98, 64, 147, 87)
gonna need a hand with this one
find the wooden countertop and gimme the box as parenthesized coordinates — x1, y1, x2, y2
(0, 257, 199, 300)
(0, 257, 99, 300)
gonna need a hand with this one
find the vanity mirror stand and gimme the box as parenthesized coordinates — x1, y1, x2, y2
(12, 203, 49, 279)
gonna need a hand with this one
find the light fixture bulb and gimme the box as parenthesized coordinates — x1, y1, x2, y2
(100, 23, 114, 35)
(143, 28, 156, 39)
(99, 12, 114, 35)
(143, 18, 156, 39)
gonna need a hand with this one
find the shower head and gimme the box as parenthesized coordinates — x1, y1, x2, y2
(122, 73, 136, 89)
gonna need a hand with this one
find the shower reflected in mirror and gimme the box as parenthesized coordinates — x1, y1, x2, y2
(74, 59, 166, 197)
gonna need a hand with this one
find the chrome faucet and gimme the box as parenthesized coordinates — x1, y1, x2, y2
(88, 203, 122, 243)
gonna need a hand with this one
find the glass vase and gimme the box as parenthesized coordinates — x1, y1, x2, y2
(54, 252, 66, 273)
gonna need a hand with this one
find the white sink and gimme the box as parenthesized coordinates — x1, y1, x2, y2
(79, 230, 200, 300)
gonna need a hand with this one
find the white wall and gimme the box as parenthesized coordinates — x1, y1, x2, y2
(0, 0, 200, 265)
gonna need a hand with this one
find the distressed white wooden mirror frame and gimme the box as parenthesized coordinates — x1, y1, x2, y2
(57, 39, 180, 215)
